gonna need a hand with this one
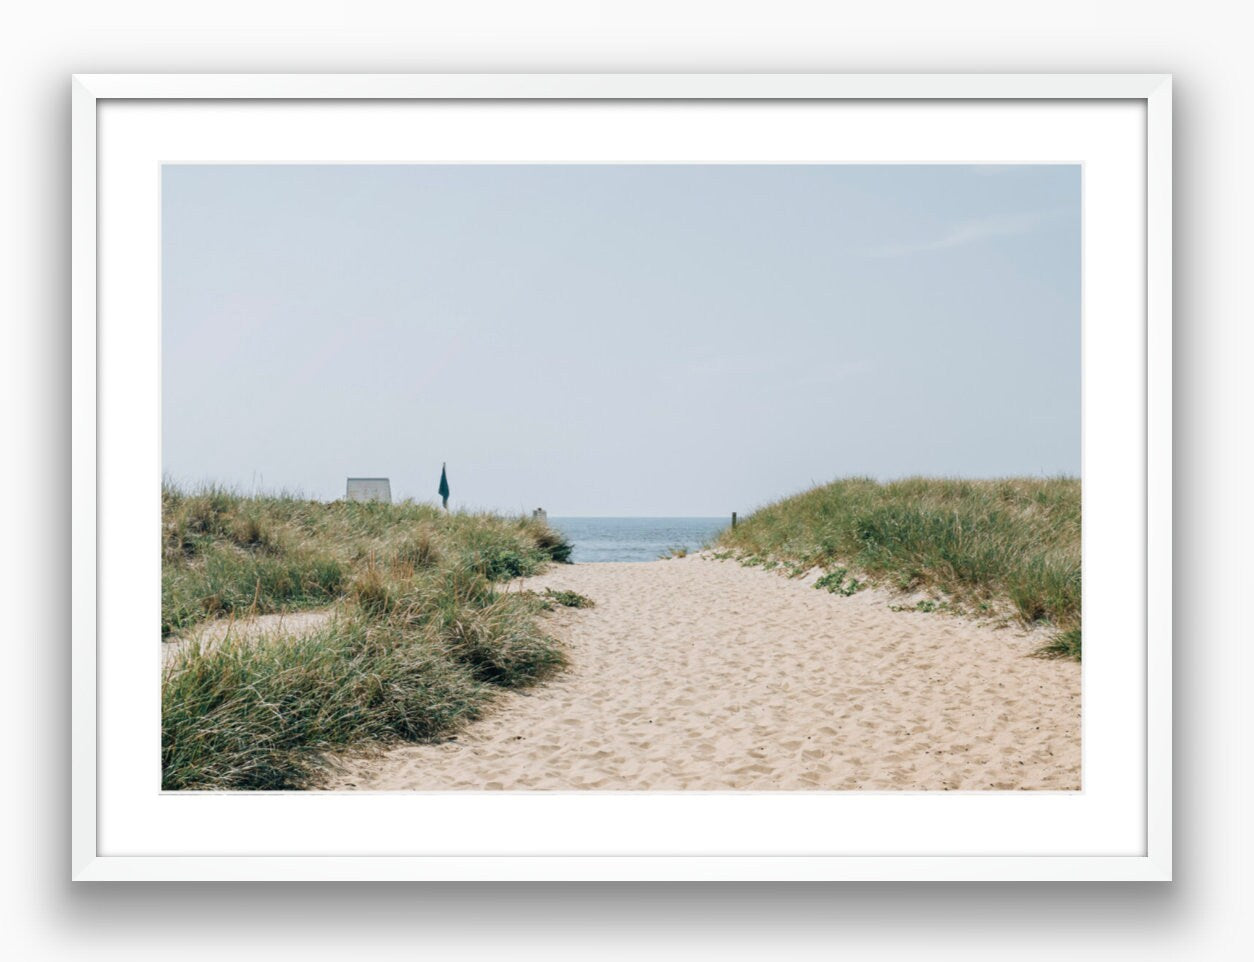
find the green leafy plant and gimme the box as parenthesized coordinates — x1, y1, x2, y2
(542, 588, 595, 609)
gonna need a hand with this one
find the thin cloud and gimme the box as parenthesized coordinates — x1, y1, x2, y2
(690, 354, 868, 383)
(869, 209, 1068, 258)
(966, 164, 1025, 177)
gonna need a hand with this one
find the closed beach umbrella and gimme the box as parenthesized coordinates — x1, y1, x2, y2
(438, 463, 450, 509)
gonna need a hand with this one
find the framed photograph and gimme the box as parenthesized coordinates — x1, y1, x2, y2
(72, 73, 1171, 881)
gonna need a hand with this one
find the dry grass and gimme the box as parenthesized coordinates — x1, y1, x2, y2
(719, 477, 1081, 658)
(161, 484, 572, 789)
(161, 483, 571, 636)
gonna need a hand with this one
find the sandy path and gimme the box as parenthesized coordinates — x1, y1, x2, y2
(319, 557, 1080, 791)
(162, 608, 339, 667)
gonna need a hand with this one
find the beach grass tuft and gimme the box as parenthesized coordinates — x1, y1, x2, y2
(719, 477, 1081, 658)
(542, 588, 595, 609)
(162, 483, 570, 789)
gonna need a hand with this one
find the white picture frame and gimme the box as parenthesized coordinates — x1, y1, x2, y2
(72, 73, 1172, 882)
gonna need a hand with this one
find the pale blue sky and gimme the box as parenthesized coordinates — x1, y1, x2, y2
(162, 164, 1080, 516)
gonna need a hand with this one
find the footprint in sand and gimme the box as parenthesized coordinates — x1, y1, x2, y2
(318, 559, 1081, 792)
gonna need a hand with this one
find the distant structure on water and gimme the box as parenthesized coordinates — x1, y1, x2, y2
(346, 477, 392, 503)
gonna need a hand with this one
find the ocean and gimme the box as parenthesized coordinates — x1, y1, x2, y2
(548, 517, 730, 563)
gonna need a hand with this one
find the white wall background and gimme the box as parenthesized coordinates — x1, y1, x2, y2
(3, 3, 1248, 959)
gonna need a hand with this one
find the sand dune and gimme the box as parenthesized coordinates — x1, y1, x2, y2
(318, 556, 1080, 791)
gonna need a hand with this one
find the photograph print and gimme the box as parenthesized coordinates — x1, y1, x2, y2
(160, 163, 1080, 792)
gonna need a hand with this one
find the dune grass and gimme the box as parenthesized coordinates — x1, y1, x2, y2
(718, 477, 1081, 658)
(162, 484, 573, 789)
(162, 484, 571, 635)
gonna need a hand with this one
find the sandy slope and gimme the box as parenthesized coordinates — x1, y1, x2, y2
(318, 557, 1080, 791)
(162, 608, 338, 667)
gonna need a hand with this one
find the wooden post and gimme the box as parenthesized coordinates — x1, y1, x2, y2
(732, 512, 737, 529)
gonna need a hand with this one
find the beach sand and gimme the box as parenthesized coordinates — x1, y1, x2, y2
(318, 556, 1080, 791)
(162, 608, 339, 667)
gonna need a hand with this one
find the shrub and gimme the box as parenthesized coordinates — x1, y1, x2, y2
(542, 588, 595, 608)
(531, 525, 574, 564)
